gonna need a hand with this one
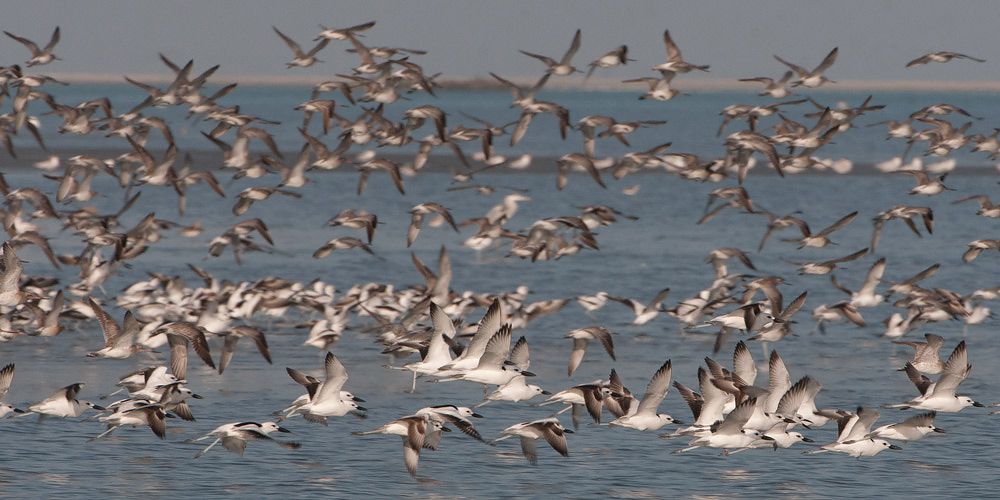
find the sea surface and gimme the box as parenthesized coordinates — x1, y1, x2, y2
(1, 83, 999, 499)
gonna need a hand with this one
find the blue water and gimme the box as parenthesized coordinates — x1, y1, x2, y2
(1, 81, 1000, 498)
(19, 81, 1000, 167)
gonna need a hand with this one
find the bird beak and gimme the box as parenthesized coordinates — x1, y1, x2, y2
(356, 405, 368, 412)
(801, 437, 814, 443)
(353, 396, 366, 403)
(521, 370, 536, 377)
(563, 428, 574, 434)
(541, 390, 552, 395)
(191, 393, 204, 399)
(277, 427, 291, 433)
(671, 419, 684, 425)
(973, 401, 986, 407)
(471, 413, 484, 418)
(760, 435, 775, 441)
(933, 427, 946, 433)
(441, 426, 452, 432)
(888, 444, 903, 450)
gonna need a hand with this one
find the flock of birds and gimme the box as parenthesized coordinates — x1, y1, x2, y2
(0, 21, 999, 479)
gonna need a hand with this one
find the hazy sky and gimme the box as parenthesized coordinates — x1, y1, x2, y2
(3, 1, 1000, 85)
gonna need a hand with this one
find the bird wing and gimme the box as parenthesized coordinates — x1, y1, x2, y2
(662, 30, 682, 61)
(221, 436, 250, 456)
(567, 337, 587, 376)
(542, 422, 570, 457)
(272, 26, 304, 57)
(166, 334, 190, 381)
(814, 47, 839, 73)
(0, 363, 13, 400)
(587, 326, 616, 360)
(174, 323, 216, 371)
(858, 257, 886, 296)
(766, 351, 791, 412)
(560, 29, 582, 65)
(316, 352, 349, 402)
(816, 211, 858, 237)
(477, 325, 512, 370)
(732, 341, 756, 387)
(218, 334, 240, 375)
(717, 397, 756, 434)
(457, 298, 503, 363)
(88, 298, 120, 345)
(931, 341, 970, 397)
(903, 362, 934, 397)
(508, 336, 531, 371)
(519, 435, 539, 465)
(636, 360, 671, 416)
(773, 55, 808, 77)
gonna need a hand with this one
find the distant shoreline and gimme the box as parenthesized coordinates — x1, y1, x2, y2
(47, 73, 1000, 92)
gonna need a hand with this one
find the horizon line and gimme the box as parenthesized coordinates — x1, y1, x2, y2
(47, 72, 1000, 92)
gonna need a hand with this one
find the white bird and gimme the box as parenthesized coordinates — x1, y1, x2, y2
(488, 417, 572, 464)
(394, 302, 456, 392)
(438, 298, 503, 375)
(673, 397, 773, 455)
(352, 414, 448, 475)
(434, 325, 533, 387)
(20, 382, 104, 419)
(728, 420, 814, 454)
(806, 407, 902, 458)
(287, 352, 366, 424)
(867, 411, 944, 442)
(663, 366, 730, 438)
(188, 421, 299, 458)
(277, 366, 365, 421)
(776, 376, 837, 429)
(608, 360, 681, 431)
(89, 400, 167, 441)
(883, 341, 984, 412)
(416, 405, 485, 444)
(478, 374, 550, 407)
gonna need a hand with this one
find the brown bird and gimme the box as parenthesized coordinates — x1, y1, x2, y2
(217, 326, 272, 375)
(4, 26, 61, 66)
(273, 26, 330, 67)
(153, 322, 216, 380)
(407, 203, 458, 247)
(906, 51, 985, 67)
(86, 298, 148, 359)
